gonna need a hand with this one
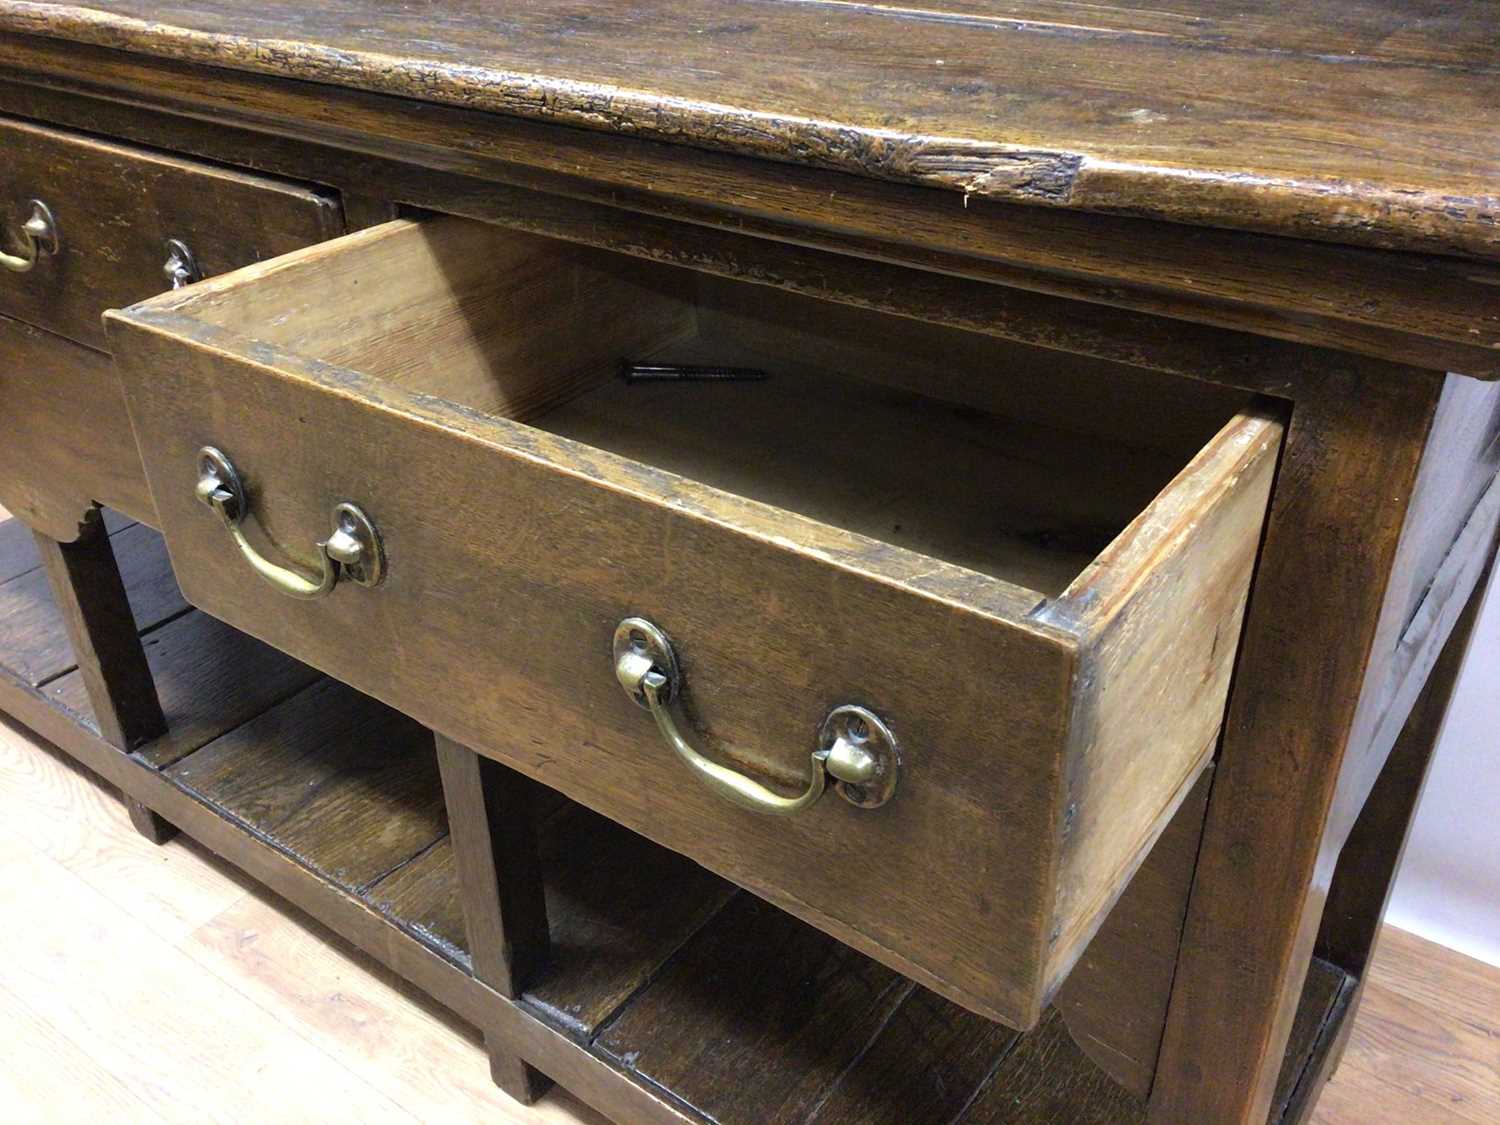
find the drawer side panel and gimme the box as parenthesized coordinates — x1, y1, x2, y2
(1043, 409, 1283, 994)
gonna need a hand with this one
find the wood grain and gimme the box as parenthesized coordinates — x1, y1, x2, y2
(368, 805, 736, 1045)
(964, 1008, 1145, 1124)
(1055, 769, 1212, 1096)
(594, 892, 915, 1123)
(1040, 400, 1280, 996)
(0, 844, 413, 1121)
(1151, 366, 1452, 1122)
(33, 514, 164, 750)
(0, 540, 1485, 1123)
(0, 114, 342, 349)
(5, 40, 1497, 380)
(0, 980, 158, 1122)
(0, 315, 153, 539)
(435, 735, 552, 1103)
(0, 519, 183, 689)
(539, 333, 1193, 597)
(184, 892, 610, 1125)
(804, 986, 1018, 1125)
(8, 708, 1493, 1124)
(4, 0, 1497, 261)
(46, 606, 321, 768)
(1334, 975, 1500, 1125)
(0, 714, 249, 946)
(167, 678, 446, 893)
(0, 668, 700, 1125)
(108, 214, 1279, 1027)
(1275, 959, 1352, 1121)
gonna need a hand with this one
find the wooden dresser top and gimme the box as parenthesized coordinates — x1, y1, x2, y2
(3, 1, 1497, 263)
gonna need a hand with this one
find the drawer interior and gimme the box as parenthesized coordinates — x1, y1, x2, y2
(186, 218, 1248, 598)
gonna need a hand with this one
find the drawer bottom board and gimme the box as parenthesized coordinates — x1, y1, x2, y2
(0, 514, 1348, 1124)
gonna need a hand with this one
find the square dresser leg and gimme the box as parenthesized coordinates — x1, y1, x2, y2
(33, 513, 174, 843)
(434, 733, 552, 1103)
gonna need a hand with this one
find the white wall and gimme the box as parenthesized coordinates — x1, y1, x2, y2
(1386, 567, 1500, 968)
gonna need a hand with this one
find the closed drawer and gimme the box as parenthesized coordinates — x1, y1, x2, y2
(0, 117, 342, 349)
(106, 217, 1281, 1029)
(0, 314, 153, 538)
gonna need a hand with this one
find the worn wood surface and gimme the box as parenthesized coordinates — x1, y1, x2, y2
(540, 334, 1198, 596)
(32, 515, 163, 751)
(369, 805, 734, 1048)
(594, 892, 918, 1123)
(1274, 960, 1353, 1123)
(185, 215, 696, 422)
(0, 519, 182, 689)
(12, 708, 1492, 1125)
(0, 687, 701, 1125)
(49, 607, 320, 769)
(1038, 402, 1279, 997)
(32, 513, 172, 842)
(0, 718, 610, 1124)
(1306, 548, 1495, 1119)
(4, 1, 1498, 263)
(107, 215, 1278, 1028)
(435, 735, 552, 1103)
(0, 315, 153, 539)
(434, 738, 550, 996)
(0, 114, 341, 349)
(1055, 769, 1211, 1096)
(4, 40, 1498, 380)
(968, 1008, 1146, 1124)
(0, 516, 1410, 1122)
(1151, 364, 1466, 1122)
(168, 679, 445, 892)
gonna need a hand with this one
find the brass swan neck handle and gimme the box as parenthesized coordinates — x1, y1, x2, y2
(613, 617, 899, 815)
(194, 446, 385, 600)
(1, 200, 58, 273)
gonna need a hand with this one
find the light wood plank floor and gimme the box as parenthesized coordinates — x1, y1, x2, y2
(0, 713, 1495, 1123)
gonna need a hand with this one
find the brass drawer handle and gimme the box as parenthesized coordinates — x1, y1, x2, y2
(163, 238, 202, 289)
(613, 618, 899, 815)
(194, 446, 385, 600)
(1, 199, 58, 273)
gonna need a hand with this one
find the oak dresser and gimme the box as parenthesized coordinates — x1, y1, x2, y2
(1, 4, 1496, 1122)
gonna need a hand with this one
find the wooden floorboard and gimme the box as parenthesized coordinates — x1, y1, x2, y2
(1319, 931, 1500, 1125)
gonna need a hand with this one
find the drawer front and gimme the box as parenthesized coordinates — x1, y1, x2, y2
(0, 314, 153, 538)
(0, 117, 342, 349)
(106, 218, 1281, 1028)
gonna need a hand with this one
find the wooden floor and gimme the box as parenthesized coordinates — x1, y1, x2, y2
(0, 718, 1493, 1125)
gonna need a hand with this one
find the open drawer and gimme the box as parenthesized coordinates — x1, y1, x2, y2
(105, 216, 1281, 1030)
